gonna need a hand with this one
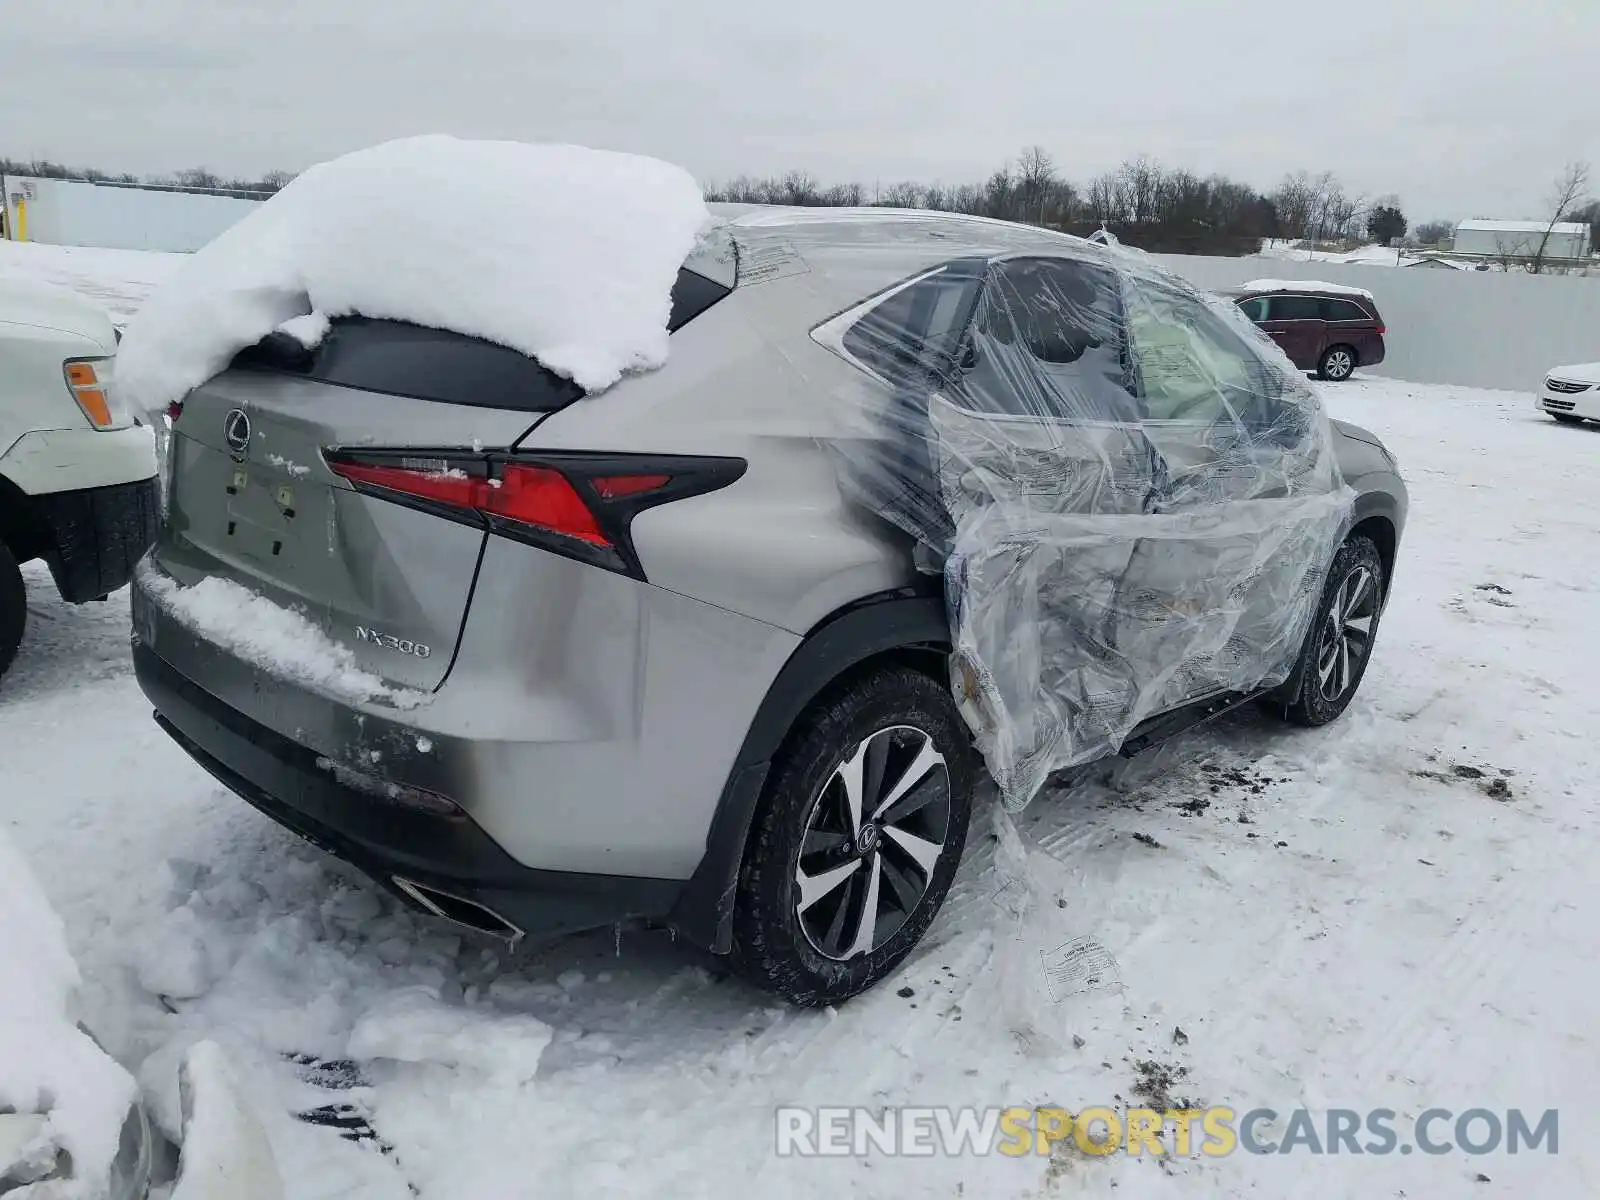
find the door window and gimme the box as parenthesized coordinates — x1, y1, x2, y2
(1266, 294, 1322, 321)
(956, 256, 1137, 421)
(1127, 278, 1276, 424)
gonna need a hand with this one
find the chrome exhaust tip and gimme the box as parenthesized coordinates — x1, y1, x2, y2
(391, 877, 524, 946)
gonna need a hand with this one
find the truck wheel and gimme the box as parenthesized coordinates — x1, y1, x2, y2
(0, 542, 25, 681)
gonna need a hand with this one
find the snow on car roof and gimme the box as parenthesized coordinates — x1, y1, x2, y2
(1241, 278, 1376, 302)
(118, 136, 711, 414)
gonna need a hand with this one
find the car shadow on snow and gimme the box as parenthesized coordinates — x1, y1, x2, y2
(148, 698, 1330, 1094)
(1, 564, 137, 709)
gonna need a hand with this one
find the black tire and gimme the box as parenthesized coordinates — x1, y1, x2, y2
(0, 541, 25, 682)
(730, 664, 976, 1006)
(1551, 412, 1585, 425)
(1317, 344, 1357, 381)
(1277, 535, 1385, 727)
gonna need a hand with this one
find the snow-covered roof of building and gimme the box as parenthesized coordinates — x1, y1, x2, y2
(1240, 278, 1375, 301)
(1455, 219, 1589, 236)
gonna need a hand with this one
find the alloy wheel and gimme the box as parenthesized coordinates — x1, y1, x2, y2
(794, 725, 952, 961)
(1316, 565, 1377, 701)
(1325, 349, 1354, 380)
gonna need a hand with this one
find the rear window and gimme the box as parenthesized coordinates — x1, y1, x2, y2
(229, 266, 730, 411)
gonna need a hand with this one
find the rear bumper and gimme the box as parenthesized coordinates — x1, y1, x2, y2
(134, 639, 684, 941)
(31, 477, 159, 601)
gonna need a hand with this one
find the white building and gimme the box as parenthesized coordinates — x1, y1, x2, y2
(1, 175, 262, 253)
(1452, 219, 1591, 263)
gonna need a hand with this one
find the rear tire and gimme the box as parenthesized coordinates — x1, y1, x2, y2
(1277, 535, 1385, 727)
(1551, 412, 1585, 425)
(0, 542, 26, 682)
(1317, 344, 1357, 381)
(730, 665, 975, 1006)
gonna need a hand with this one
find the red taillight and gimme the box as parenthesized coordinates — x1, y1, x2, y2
(593, 474, 670, 500)
(166, 401, 184, 423)
(325, 450, 745, 578)
(494, 465, 609, 545)
(328, 460, 611, 546)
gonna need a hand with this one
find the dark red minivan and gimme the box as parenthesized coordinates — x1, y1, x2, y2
(1227, 283, 1387, 381)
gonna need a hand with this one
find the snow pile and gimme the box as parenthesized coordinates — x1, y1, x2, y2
(117, 135, 710, 412)
(348, 987, 553, 1085)
(170, 1041, 284, 1200)
(1242, 277, 1376, 301)
(136, 564, 425, 709)
(0, 829, 138, 1195)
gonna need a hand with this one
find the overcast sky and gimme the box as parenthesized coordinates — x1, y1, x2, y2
(3, 0, 1595, 221)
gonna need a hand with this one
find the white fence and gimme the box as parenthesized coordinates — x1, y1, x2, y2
(1152, 253, 1600, 392)
(1, 176, 261, 253)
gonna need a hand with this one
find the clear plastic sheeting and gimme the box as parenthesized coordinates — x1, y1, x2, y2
(805, 216, 1353, 808)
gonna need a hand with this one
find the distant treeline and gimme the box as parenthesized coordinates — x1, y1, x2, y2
(0, 158, 295, 201)
(25, 146, 1581, 258)
(707, 149, 1429, 257)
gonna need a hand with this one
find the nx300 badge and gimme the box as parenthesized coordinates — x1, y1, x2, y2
(355, 626, 432, 658)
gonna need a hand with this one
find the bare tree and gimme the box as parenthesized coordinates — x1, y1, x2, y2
(821, 181, 864, 207)
(1530, 161, 1591, 275)
(777, 170, 820, 206)
(880, 180, 924, 209)
(1491, 234, 1522, 274)
(1271, 171, 1316, 242)
(174, 167, 223, 191)
(1015, 145, 1057, 224)
(983, 164, 1014, 220)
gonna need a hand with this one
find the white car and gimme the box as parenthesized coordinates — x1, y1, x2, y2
(1539, 362, 1600, 425)
(0, 279, 158, 679)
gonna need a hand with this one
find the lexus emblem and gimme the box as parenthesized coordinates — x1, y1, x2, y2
(223, 409, 252, 459)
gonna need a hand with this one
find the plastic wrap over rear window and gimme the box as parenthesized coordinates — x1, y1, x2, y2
(229, 266, 731, 410)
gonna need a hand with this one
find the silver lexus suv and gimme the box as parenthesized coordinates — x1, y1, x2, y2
(132, 208, 1406, 1005)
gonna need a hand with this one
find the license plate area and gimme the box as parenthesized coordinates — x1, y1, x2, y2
(217, 465, 315, 567)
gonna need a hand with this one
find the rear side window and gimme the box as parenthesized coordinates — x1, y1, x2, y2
(1267, 294, 1322, 321)
(229, 266, 731, 411)
(834, 260, 985, 385)
(1319, 297, 1372, 322)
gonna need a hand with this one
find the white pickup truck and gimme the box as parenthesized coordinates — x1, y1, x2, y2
(0, 279, 158, 679)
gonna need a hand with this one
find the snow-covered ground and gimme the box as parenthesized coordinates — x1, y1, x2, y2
(4, 243, 1600, 1198)
(0, 241, 180, 326)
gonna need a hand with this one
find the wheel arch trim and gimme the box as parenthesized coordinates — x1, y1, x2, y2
(668, 588, 951, 953)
